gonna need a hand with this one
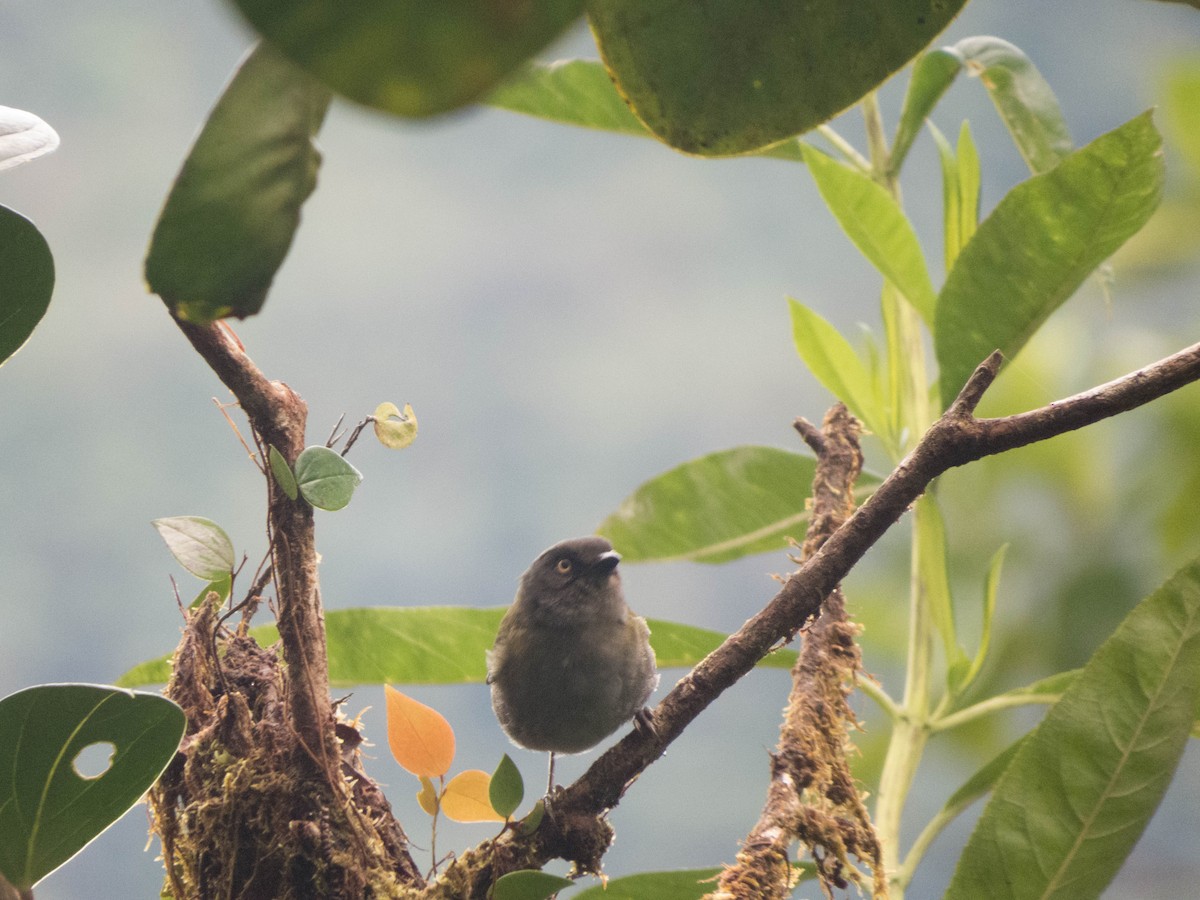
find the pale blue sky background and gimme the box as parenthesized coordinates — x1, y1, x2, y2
(2, 1, 1200, 897)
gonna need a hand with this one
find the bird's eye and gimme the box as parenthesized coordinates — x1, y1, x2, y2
(555, 558, 573, 575)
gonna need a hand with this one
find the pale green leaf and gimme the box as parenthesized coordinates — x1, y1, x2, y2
(892, 48, 962, 175)
(802, 144, 936, 324)
(935, 112, 1164, 404)
(294, 446, 363, 511)
(151, 516, 235, 581)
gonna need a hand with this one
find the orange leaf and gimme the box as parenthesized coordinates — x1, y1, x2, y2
(385, 685, 455, 777)
(441, 769, 505, 823)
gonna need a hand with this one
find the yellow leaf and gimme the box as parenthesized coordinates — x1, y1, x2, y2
(385, 685, 455, 777)
(416, 775, 439, 816)
(373, 401, 418, 449)
(441, 769, 505, 823)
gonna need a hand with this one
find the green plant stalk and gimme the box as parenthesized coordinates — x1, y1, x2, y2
(858, 91, 939, 897)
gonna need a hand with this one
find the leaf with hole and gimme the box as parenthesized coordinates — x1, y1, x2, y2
(0, 685, 184, 891)
(373, 402, 418, 450)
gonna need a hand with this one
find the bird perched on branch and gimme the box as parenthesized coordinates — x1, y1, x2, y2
(487, 535, 659, 791)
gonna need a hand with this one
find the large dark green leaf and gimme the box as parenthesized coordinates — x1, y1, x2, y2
(0, 205, 54, 367)
(946, 558, 1200, 900)
(115, 606, 798, 688)
(145, 42, 330, 323)
(486, 60, 805, 162)
(598, 446, 830, 563)
(935, 112, 1164, 404)
(0, 685, 184, 890)
(231, 0, 584, 117)
(586, 0, 967, 156)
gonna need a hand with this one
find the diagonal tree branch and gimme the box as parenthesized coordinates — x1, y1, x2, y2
(448, 341, 1200, 891)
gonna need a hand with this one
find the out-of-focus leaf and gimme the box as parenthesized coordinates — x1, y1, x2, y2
(892, 48, 963, 175)
(788, 298, 885, 438)
(151, 516, 236, 581)
(587, 0, 967, 156)
(416, 775, 439, 816)
(0, 685, 184, 891)
(294, 446, 363, 511)
(573, 864, 813, 898)
(951, 544, 1007, 696)
(1164, 58, 1200, 178)
(949, 36, 1072, 174)
(0, 106, 59, 172)
(384, 685, 455, 778)
(145, 42, 330, 323)
(489, 754, 524, 819)
(916, 495, 967, 675)
(935, 112, 1164, 405)
(0, 205, 54, 367)
(487, 59, 805, 162)
(231, 0, 583, 117)
(930, 120, 981, 273)
(946, 558, 1200, 900)
(599, 446, 877, 564)
(373, 402, 418, 450)
(189, 574, 232, 610)
(492, 870, 575, 900)
(115, 607, 798, 688)
(802, 144, 937, 324)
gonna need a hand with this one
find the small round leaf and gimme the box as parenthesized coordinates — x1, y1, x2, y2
(294, 446, 363, 511)
(441, 770, 505, 823)
(151, 516, 236, 581)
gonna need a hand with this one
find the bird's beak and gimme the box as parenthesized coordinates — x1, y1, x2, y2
(596, 550, 621, 573)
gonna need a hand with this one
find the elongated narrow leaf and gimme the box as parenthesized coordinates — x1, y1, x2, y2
(146, 43, 330, 323)
(931, 120, 981, 273)
(487, 60, 805, 162)
(598, 446, 816, 563)
(587, 0, 966, 156)
(0, 205, 54, 367)
(946, 558, 1200, 900)
(802, 144, 937, 324)
(232, 0, 583, 117)
(0, 685, 184, 890)
(115, 606, 798, 688)
(950, 543, 1007, 695)
(950, 36, 1072, 175)
(935, 112, 1164, 404)
(788, 298, 885, 437)
(0, 106, 59, 172)
(915, 495, 967, 675)
(892, 48, 963, 175)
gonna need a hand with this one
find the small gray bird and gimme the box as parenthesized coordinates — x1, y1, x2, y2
(487, 536, 659, 790)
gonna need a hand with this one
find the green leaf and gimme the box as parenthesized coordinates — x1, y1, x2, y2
(1163, 58, 1200, 180)
(573, 868, 721, 899)
(489, 754, 524, 820)
(145, 42, 331, 323)
(0, 685, 184, 890)
(787, 298, 885, 438)
(935, 111, 1165, 405)
(949, 36, 1072, 175)
(891, 48, 963, 176)
(486, 60, 805, 163)
(151, 516, 236, 581)
(189, 574, 232, 610)
(801, 144, 937, 324)
(930, 120, 981, 273)
(597, 446, 823, 563)
(0, 205, 54, 368)
(115, 607, 798, 688)
(946, 557, 1200, 900)
(951, 544, 1007, 696)
(231, 0, 584, 118)
(268, 445, 298, 500)
(587, 0, 967, 156)
(0, 105, 60, 172)
(492, 870, 575, 900)
(915, 495, 967, 676)
(294, 446, 363, 511)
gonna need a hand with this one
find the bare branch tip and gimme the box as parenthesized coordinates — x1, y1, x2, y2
(949, 350, 1004, 417)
